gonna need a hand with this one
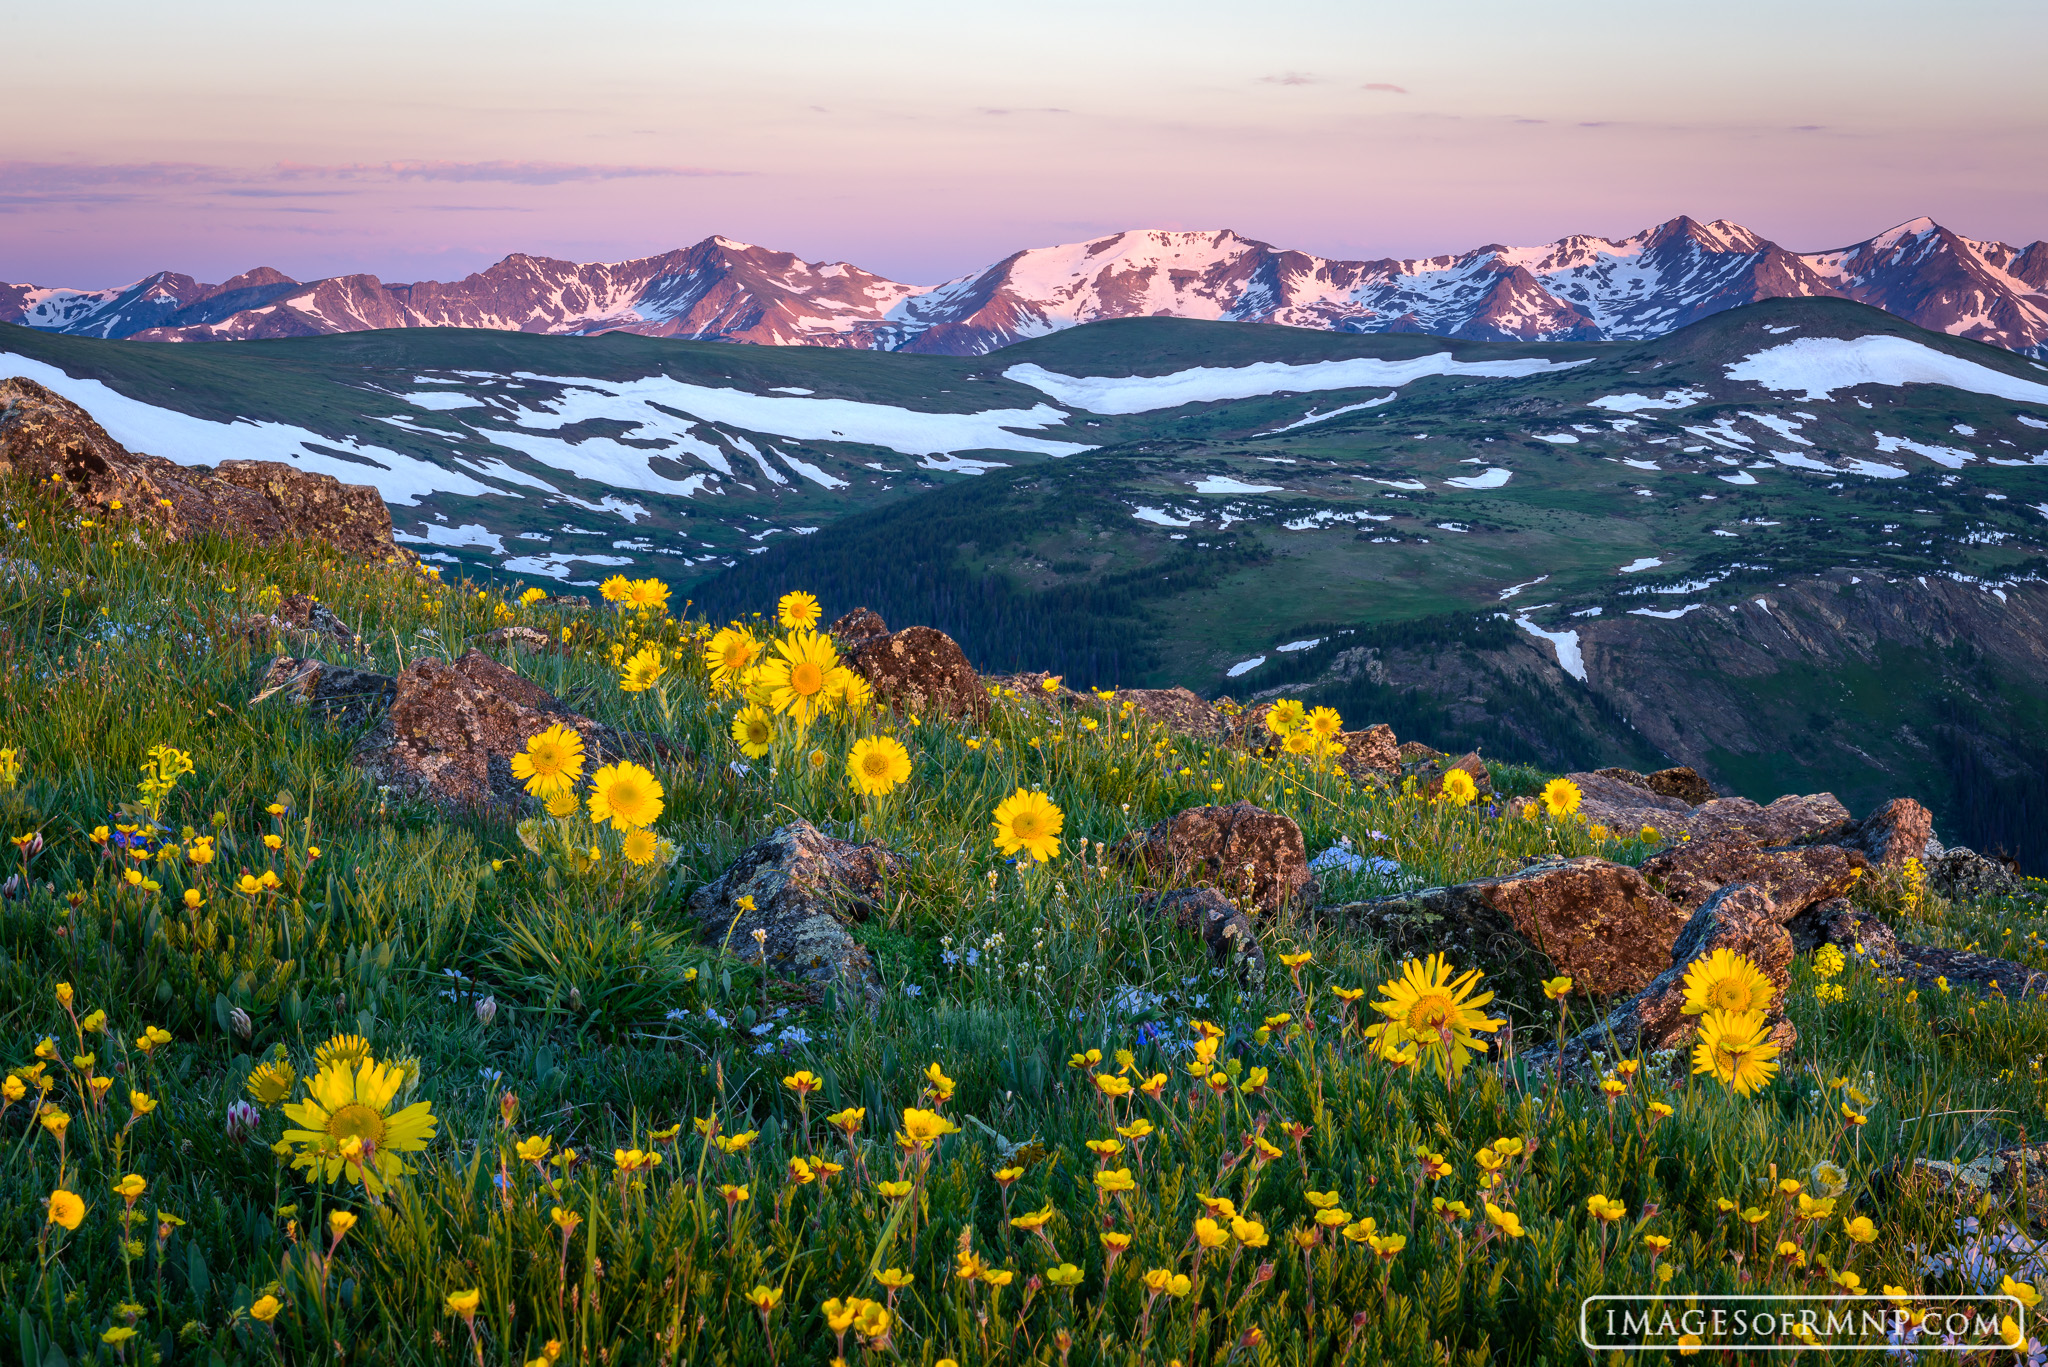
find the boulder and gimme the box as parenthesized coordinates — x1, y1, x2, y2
(1639, 839, 1866, 917)
(1646, 767, 1719, 806)
(1567, 772, 1852, 850)
(1329, 856, 1690, 999)
(249, 656, 398, 730)
(1114, 686, 1229, 742)
(1833, 798, 1934, 870)
(1334, 724, 1400, 779)
(1542, 883, 1798, 1071)
(1886, 944, 2047, 998)
(686, 820, 899, 997)
(1121, 801, 1312, 915)
(1403, 750, 1492, 801)
(238, 592, 364, 654)
(1894, 1142, 2048, 1220)
(1785, 897, 1898, 963)
(1926, 848, 2026, 902)
(349, 649, 670, 813)
(1398, 741, 1445, 764)
(475, 624, 558, 654)
(826, 606, 891, 651)
(1142, 888, 1265, 983)
(844, 625, 988, 723)
(1, 377, 398, 561)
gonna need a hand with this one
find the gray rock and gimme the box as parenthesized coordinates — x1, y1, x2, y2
(687, 821, 900, 1000)
(1143, 888, 1264, 983)
(249, 656, 397, 730)
(1926, 848, 2025, 902)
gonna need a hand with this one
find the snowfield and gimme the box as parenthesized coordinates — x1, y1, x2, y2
(1443, 467, 1513, 490)
(1725, 335, 2048, 405)
(1513, 615, 1587, 682)
(1588, 389, 1710, 413)
(1001, 353, 1591, 416)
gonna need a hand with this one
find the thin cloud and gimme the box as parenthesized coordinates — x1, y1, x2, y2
(1257, 72, 1318, 86)
(978, 107, 1071, 116)
(0, 161, 235, 189)
(275, 160, 747, 184)
(1361, 82, 1407, 94)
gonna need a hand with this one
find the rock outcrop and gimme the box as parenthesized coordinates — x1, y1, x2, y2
(1330, 856, 1690, 999)
(1566, 772, 1854, 850)
(238, 592, 365, 654)
(1833, 798, 1935, 870)
(826, 607, 891, 652)
(1121, 801, 1312, 915)
(1, 377, 399, 561)
(348, 649, 670, 813)
(1335, 724, 1401, 779)
(1404, 750, 1492, 801)
(1639, 839, 1865, 917)
(250, 656, 398, 730)
(686, 821, 898, 998)
(1926, 848, 2026, 901)
(1114, 686, 1230, 741)
(844, 624, 988, 723)
(1539, 884, 1797, 1073)
(1142, 888, 1265, 982)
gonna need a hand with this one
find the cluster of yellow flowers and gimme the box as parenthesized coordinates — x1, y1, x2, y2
(1680, 949, 1783, 1096)
(1261, 699, 1346, 762)
(512, 724, 671, 870)
(714, 593, 875, 758)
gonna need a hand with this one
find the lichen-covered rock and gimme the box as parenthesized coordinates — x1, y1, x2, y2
(249, 656, 397, 730)
(238, 592, 365, 654)
(1895, 1142, 2048, 1221)
(1542, 884, 1797, 1073)
(1926, 848, 2026, 902)
(1833, 798, 1934, 870)
(826, 607, 891, 651)
(1122, 801, 1312, 915)
(1645, 766, 1718, 805)
(349, 649, 667, 813)
(845, 625, 988, 722)
(686, 821, 898, 998)
(1398, 741, 1445, 764)
(1335, 724, 1400, 779)
(475, 624, 558, 654)
(1115, 686, 1229, 741)
(1143, 888, 1265, 983)
(1404, 750, 1491, 801)
(1329, 856, 1690, 1000)
(1887, 943, 2047, 998)
(1568, 773, 1852, 850)
(1786, 897, 1898, 963)
(1, 377, 398, 561)
(1640, 839, 1866, 917)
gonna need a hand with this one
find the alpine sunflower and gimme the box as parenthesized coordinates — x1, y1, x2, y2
(625, 578, 670, 614)
(1680, 948, 1775, 1017)
(1366, 953, 1505, 1079)
(758, 630, 841, 726)
(777, 590, 822, 630)
(847, 736, 912, 797)
(587, 762, 664, 830)
(991, 788, 1063, 863)
(1691, 1009, 1781, 1096)
(599, 575, 633, 604)
(1540, 777, 1583, 819)
(1306, 706, 1344, 739)
(510, 724, 585, 799)
(1282, 730, 1316, 756)
(245, 1060, 297, 1106)
(621, 827, 663, 867)
(618, 647, 665, 694)
(1264, 699, 1307, 736)
(1440, 768, 1479, 807)
(730, 704, 776, 759)
(703, 627, 761, 692)
(280, 1057, 437, 1196)
(314, 1033, 374, 1071)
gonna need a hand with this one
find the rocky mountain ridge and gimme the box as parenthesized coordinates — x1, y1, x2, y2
(7, 216, 2046, 358)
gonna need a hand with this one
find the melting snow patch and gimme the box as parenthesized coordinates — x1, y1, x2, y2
(1444, 467, 1512, 490)
(2031, 504, 2048, 520)
(1498, 575, 1549, 600)
(1132, 506, 1196, 527)
(1764, 325, 1800, 334)
(1630, 604, 1704, 620)
(1873, 431, 1972, 469)
(1726, 335, 2048, 404)
(1276, 638, 1323, 653)
(1589, 388, 1709, 413)
(555, 493, 650, 523)
(1192, 475, 1282, 494)
(500, 552, 635, 579)
(1533, 433, 1579, 444)
(1225, 656, 1267, 678)
(1953, 423, 1976, 436)
(1719, 471, 1759, 485)
(1621, 458, 1660, 470)
(1618, 557, 1664, 573)
(769, 386, 813, 395)
(1513, 616, 1586, 682)
(394, 523, 505, 554)
(2019, 415, 2048, 430)
(1265, 392, 1398, 433)
(1002, 353, 1592, 416)
(1358, 477, 1427, 491)
(773, 449, 850, 489)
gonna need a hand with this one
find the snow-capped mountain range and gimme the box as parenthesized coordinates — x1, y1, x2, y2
(6, 216, 2045, 358)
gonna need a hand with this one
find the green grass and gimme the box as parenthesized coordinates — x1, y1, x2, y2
(3, 471, 2048, 1364)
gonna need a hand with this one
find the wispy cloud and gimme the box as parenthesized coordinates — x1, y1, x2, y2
(1361, 82, 1407, 94)
(0, 161, 236, 190)
(1257, 72, 1318, 86)
(276, 160, 746, 184)
(978, 107, 1072, 116)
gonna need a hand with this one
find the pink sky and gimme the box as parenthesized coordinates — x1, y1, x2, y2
(4, 0, 2043, 288)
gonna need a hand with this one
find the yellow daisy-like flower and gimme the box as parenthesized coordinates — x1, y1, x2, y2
(1690, 1009, 1781, 1096)
(625, 578, 670, 614)
(621, 827, 663, 867)
(1365, 953, 1505, 1080)
(1264, 699, 1307, 736)
(777, 590, 822, 630)
(1282, 730, 1316, 756)
(1440, 768, 1479, 806)
(991, 788, 1063, 863)
(587, 762, 664, 830)
(544, 789, 579, 819)
(510, 724, 585, 799)
(847, 735, 912, 797)
(730, 704, 776, 759)
(618, 647, 665, 693)
(245, 1060, 297, 1107)
(758, 630, 841, 726)
(279, 1058, 438, 1197)
(313, 1033, 373, 1071)
(1680, 948, 1775, 1017)
(1540, 777, 1582, 818)
(703, 627, 762, 692)
(1306, 706, 1344, 739)
(599, 575, 633, 604)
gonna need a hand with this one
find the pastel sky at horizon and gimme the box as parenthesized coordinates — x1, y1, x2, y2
(5, 0, 2043, 288)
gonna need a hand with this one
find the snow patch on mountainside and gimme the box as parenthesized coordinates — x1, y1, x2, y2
(1003, 354, 1590, 416)
(1725, 336, 2048, 405)
(1589, 389, 1710, 413)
